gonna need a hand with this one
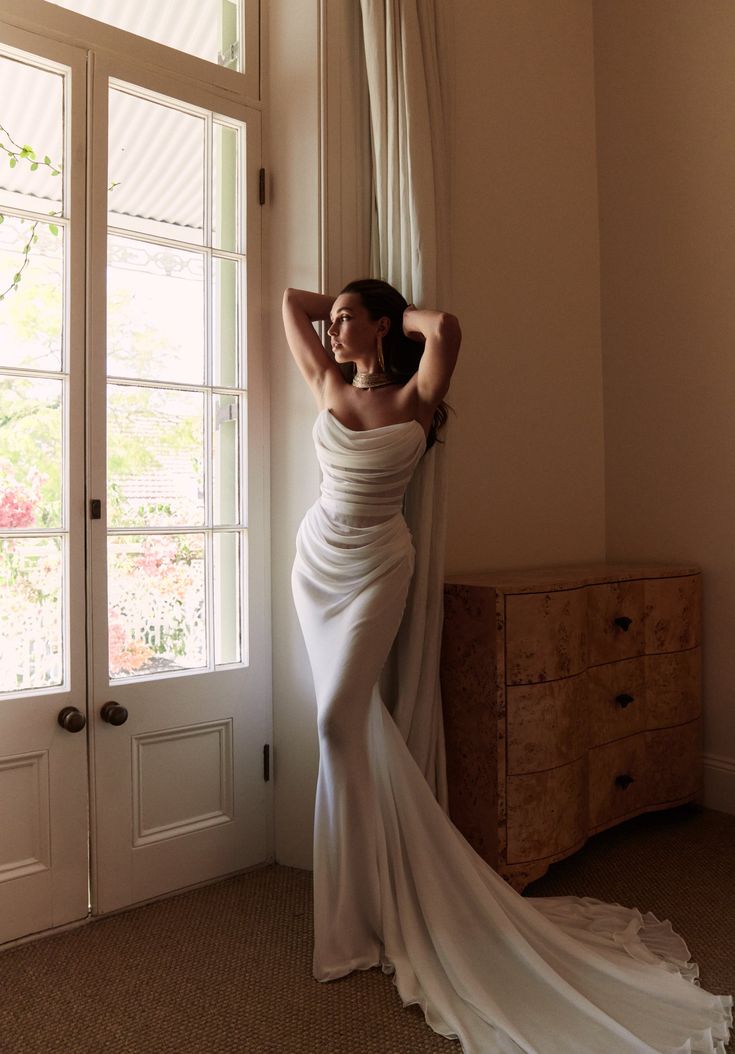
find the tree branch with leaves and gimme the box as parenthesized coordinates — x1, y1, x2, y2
(0, 122, 61, 302)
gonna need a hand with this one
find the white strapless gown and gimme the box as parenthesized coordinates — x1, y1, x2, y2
(291, 409, 732, 1054)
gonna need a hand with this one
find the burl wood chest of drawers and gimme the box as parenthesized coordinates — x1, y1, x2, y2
(440, 563, 702, 890)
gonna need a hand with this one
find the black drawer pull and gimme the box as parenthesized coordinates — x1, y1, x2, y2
(615, 693, 635, 708)
(615, 773, 634, 790)
(613, 616, 633, 632)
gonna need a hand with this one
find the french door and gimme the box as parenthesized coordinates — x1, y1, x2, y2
(0, 24, 270, 943)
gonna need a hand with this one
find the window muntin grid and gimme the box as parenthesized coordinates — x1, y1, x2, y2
(106, 82, 247, 681)
(0, 49, 70, 695)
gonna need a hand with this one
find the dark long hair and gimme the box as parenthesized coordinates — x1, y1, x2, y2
(340, 278, 448, 448)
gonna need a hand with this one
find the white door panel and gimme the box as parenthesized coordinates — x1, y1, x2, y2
(91, 670, 269, 912)
(0, 701, 89, 941)
(0, 27, 88, 945)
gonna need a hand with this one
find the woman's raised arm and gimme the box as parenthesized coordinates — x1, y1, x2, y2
(282, 288, 341, 398)
(403, 306, 462, 408)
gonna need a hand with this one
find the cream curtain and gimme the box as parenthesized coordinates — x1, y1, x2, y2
(359, 0, 450, 807)
(358, 0, 448, 306)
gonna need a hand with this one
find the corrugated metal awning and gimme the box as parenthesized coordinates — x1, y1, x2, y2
(48, 0, 228, 67)
(0, 56, 214, 240)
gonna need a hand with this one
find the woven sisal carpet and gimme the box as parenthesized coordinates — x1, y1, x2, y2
(0, 804, 732, 1053)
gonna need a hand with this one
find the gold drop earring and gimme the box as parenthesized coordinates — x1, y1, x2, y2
(377, 332, 385, 372)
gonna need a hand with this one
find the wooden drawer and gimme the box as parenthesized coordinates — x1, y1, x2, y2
(587, 580, 645, 665)
(646, 720, 702, 804)
(506, 757, 587, 863)
(644, 575, 701, 653)
(506, 673, 588, 775)
(505, 588, 587, 685)
(645, 649, 701, 729)
(586, 656, 646, 747)
(589, 734, 647, 828)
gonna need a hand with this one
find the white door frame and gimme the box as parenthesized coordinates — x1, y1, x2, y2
(0, 2, 272, 942)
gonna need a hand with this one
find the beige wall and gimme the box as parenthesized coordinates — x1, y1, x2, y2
(595, 1, 735, 809)
(443, 0, 605, 573)
(264, 0, 323, 868)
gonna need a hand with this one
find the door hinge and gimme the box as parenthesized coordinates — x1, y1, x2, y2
(263, 743, 270, 782)
(90, 498, 102, 520)
(259, 167, 266, 206)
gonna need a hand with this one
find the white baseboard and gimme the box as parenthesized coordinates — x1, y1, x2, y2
(702, 753, 735, 815)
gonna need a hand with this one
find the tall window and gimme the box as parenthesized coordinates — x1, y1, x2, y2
(0, 50, 68, 691)
(105, 83, 248, 679)
(0, 26, 261, 696)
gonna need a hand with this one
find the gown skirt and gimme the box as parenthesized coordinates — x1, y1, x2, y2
(291, 408, 733, 1054)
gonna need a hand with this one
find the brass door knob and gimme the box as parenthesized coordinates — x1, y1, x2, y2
(58, 707, 87, 733)
(101, 701, 128, 726)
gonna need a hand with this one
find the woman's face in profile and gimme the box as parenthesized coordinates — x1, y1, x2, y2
(327, 293, 385, 362)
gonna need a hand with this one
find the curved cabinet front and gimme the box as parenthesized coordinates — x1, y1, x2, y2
(441, 563, 703, 891)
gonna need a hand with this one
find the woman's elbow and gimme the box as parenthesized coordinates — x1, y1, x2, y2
(282, 287, 304, 320)
(438, 312, 462, 348)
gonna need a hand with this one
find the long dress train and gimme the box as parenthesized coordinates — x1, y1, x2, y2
(291, 408, 733, 1054)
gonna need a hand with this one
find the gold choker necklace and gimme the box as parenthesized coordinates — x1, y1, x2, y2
(352, 370, 396, 390)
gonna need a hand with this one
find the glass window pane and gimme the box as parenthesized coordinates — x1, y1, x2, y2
(0, 376, 63, 528)
(212, 257, 239, 388)
(107, 385, 204, 529)
(213, 394, 239, 526)
(108, 533, 206, 678)
(0, 217, 63, 371)
(105, 85, 248, 681)
(214, 532, 241, 665)
(0, 536, 63, 691)
(0, 55, 64, 216)
(213, 123, 240, 252)
(107, 236, 205, 384)
(109, 88, 205, 244)
(48, 0, 243, 72)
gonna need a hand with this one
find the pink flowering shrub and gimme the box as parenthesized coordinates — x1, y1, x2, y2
(107, 533, 204, 678)
(0, 534, 62, 691)
(0, 489, 35, 527)
(108, 612, 153, 675)
(0, 459, 43, 527)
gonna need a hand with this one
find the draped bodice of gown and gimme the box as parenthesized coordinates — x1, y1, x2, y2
(291, 409, 732, 1054)
(314, 408, 426, 524)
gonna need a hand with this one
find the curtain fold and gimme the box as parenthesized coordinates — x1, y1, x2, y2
(359, 0, 450, 808)
(359, 0, 447, 306)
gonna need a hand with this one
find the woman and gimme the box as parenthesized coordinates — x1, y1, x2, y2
(283, 280, 732, 1054)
